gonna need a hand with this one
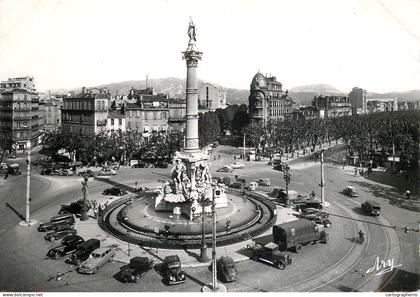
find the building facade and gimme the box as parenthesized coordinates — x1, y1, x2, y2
(0, 89, 43, 150)
(168, 99, 186, 132)
(125, 87, 169, 133)
(39, 99, 62, 132)
(198, 83, 227, 111)
(366, 98, 398, 113)
(312, 95, 352, 118)
(248, 72, 295, 123)
(61, 88, 110, 136)
(107, 110, 126, 132)
(0, 76, 36, 93)
(348, 87, 367, 114)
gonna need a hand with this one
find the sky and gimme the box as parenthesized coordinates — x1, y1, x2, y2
(0, 0, 419, 93)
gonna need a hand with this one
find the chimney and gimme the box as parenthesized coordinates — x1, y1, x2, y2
(82, 87, 86, 94)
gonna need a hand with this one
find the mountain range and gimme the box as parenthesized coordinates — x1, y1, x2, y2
(50, 78, 420, 106)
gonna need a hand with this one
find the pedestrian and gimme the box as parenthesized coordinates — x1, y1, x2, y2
(104, 201, 109, 209)
(234, 155, 236, 161)
(4, 171, 8, 180)
(406, 190, 411, 200)
(310, 191, 315, 199)
(342, 158, 346, 169)
(354, 167, 358, 176)
(218, 154, 221, 160)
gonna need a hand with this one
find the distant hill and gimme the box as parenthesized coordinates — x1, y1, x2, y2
(48, 79, 419, 106)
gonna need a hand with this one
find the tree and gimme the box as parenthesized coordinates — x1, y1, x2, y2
(198, 112, 220, 147)
(231, 104, 249, 135)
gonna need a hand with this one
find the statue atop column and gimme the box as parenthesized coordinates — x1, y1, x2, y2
(188, 17, 196, 43)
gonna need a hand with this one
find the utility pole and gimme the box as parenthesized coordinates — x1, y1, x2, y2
(243, 133, 246, 158)
(80, 177, 89, 221)
(320, 148, 325, 205)
(25, 143, 31, 223)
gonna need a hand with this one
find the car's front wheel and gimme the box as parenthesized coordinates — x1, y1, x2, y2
(276, 261, 286, 270)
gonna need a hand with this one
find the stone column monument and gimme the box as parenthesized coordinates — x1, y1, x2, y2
(180, 18, 206, 185)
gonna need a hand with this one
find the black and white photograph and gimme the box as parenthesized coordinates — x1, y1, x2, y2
(0, 0, 419, 295)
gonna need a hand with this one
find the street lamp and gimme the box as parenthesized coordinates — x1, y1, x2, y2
(283, 164, 291, 207)
(80, 178, 89, 221)
(198, 192, 209, 263)
(127, 230, 131, 257)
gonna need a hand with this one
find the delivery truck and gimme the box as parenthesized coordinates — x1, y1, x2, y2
(272, 219, 329, 253)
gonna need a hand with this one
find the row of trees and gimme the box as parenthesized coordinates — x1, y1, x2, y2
(243, 110, 419, 169)
(41, 130, 183, 165)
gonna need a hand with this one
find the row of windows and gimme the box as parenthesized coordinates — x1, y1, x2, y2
(109, 118, 123, 126)
(127, 110, 167, 120)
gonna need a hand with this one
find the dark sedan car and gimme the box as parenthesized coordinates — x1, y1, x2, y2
(103, 187, 127, 196)
(41, 168, 60, 176)
(78, 170, 94, 177)
(59, 200, 92, 215)
(45, 228, 77, 242)
(47, 235, 84, 259)
(343, 186, 359, 197)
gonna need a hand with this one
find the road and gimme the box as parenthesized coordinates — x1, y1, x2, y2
(0, 147, 418, 292)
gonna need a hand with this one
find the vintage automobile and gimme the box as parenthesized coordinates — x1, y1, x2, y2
(77, 247, 115, 274)
(59, 168, 74, 176)
(256, 178, 271, 186)
(120, 257, 154, 283)
(78, 170, 94, 177)
(296, 200, 323, 210)
(38, 214, 76, 232)
(230, 162, 245, 169)
(228, 182, 244, 189)
(131, 162, 147, 168)
(41, 167, 61, 176)
(361, 200, 381, 216)
(45, 228, 77, 242)
(343, 186, 359, 197)
(65, 238, 101, 265)
(8, 163, 21, 175)
(162, 255, 186, 285)
(299, 209, 332, 228)
(216, 256, 239, 283)
(47, 235, 84, 259)
(97, 167, 117, 176)
(153, 161, 169, 168)
(216, 166, 233, 173)
(59, 200, 92, 215)
(102, 187, 127, 196)
(248, 242, 292, 270)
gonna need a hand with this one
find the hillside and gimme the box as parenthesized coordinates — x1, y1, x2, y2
(49, 79, 420, 106)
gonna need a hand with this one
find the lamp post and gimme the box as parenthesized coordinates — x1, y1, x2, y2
(127, 230, 131, 257)
(202, 186, 226, 292)
(283, 164, 291, 207)
(320, 148, 325, 205)
(198, 193, 209, 262)
(80, 178, 89, 221)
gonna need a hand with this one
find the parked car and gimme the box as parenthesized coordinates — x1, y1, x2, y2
(343, 186, 358, 197)
(120, 257, 154, 283)
(65, 238, 101, 265)
(256, 178, 271, 186)
(45, 228, 77, 242)
(230, 162, 245, 169)
(154, 161, 169, 168)
(296, 200, 323, 210)
(59, 200, 92, 215)
(248, 242, 292, 270)
(97, 167, 117, 176)
(131, 162, 147, 168)
(217, 166, 233, 173)
(59, 168, 74, 176)
(78, 170, 94, 177)
(78, 247, 115, 274)
(361, 200, 381, 216)
(162, 255, 186, 285)
(102, 187, 127, 196)
(47, 235, 84, 259)
(229, 182, 244, 189)
(8, 163, 21, 175)
(299, 209, 332, 228)
(216, 256, 239, 282)
(38, 214, 76, 232)
(41, 168, 60, 176)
